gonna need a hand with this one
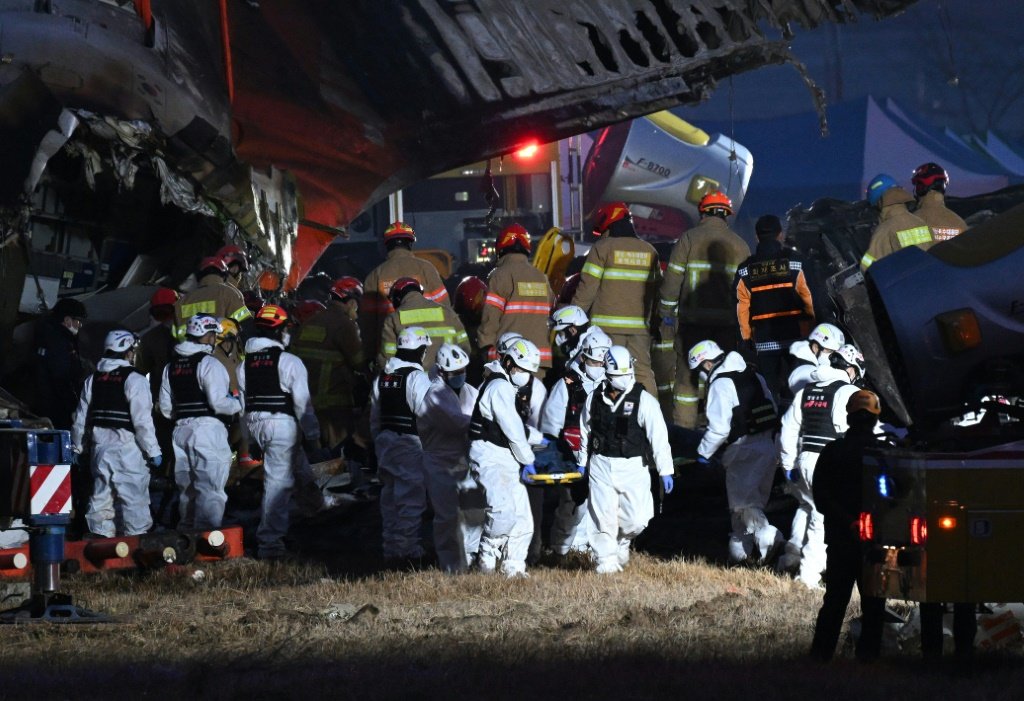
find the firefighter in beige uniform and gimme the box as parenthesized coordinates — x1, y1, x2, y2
(378, 277, 469, 373)
(571, 202, 660, 395)
(860, 174, 934, 270)
(360, 221, 451, 363)
(173, 256, 252, 340)
(659, 191, 750, 428)
(478, 224, 555, 378)
(911, 162, 967, 242)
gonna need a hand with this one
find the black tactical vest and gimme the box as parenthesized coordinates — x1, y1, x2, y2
(244, 347, 293, 415)
(469, 373, 524, 448)
(799, 380, 846, 453)
(378, 366, 418, 435)
(87, 366, 137, 431)
(515, 378, 533, 425)
(588, 383, 646, 459)
(169, 353, 216, 420)
(711, 365, 780, 443)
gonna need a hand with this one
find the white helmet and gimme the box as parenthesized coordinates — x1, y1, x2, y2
(397, 326, 432, 350)
(186, 313, 222, 338)
(505, 338, 540, 373)
(436, 343, 470, 372)
(104, 329, 138, 354)
(830, 343, 865, 378)
(549, 305, 588, 331)
(808, 323, 845, 352)
(604, 345, 635, 376)
(496, 332, 524, 356)
(687, 339, 724, 370)
(580, 329, 613, 361)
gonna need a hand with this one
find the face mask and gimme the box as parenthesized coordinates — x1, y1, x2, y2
(608, 374, 632, 391)
(555, 331, 568, 349)
(698, 370, 708, 383)
(445, 373, 467, 391)
(67, 325, 80, 336)
(584, 364, 605, 382)
(509, 370, 530, 388)
(281, 331, 292, 347)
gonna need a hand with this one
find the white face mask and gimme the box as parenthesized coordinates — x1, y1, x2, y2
(608, 374, 632, 391)
(584, 364, 605, 382)
(509, 370, 530, 387)
(281, 331, 292, 347)
(555, 331, 568, 348)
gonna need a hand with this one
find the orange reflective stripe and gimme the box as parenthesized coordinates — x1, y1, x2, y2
(751, 310, 803, 321)
(487, 346, 498, 361)
(362, 298, 393, 313)
(538, 347, 552, 361)
(485, 293, 507, 310)
(426, 286, 449, 302)
(750, 282, 795, 293)
(503, 301, 550, 315)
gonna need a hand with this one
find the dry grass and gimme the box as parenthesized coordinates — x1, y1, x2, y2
(2, 554, 1023, 700)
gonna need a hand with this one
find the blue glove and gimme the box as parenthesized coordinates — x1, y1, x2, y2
(520, 463, 537, 483)
(661, 475, 674, 494)
(577, 464, 587, 478)
(661, 316, 676, 328)
(696, 455, 710, 466)
(147, 454, 163, 470)
(537, 437, 550, 449)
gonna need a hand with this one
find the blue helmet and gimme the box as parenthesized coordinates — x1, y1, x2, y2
(866, 173, 898, 206)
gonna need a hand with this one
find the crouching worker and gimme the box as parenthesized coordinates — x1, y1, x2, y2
(576, 346, 674, 574)
(371, 327, 433, 568)
(239, 305, 322, 560)
(160, 314, 242, 530)
(469, 338, 541, 577)
(419, 343, 479, 572)
(71, 330, 161, 537)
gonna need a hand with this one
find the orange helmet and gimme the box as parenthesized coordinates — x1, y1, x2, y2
(383, 221, 416, 244)
(592, 202, 631, 236)
(496, 223, 531, 255)
(329, 276, 364, 303)
(698, 191, 733, 216)
(150, 287, 178, 307)
(254, 304, 289, 328)
(454, 276, 487, 315)
(388, 277, 423, 308)
(292, 300, 326, 325)
(217, 244, 249, 271)
(846, 390, 881, 416)
(198, 256, 229, 275)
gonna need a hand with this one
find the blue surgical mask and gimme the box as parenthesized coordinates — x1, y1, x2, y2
(446, 373, 467, 391)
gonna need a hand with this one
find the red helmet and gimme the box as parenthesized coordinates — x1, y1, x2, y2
(243, 289, 264, 314)
(383, 221, 416, 244)
(911, 162, 949, 197)
(454, 276, 487, 315)
(217, 244, 249, 271)
(292, 300, 326, 325)
(329, 276, 364, 303)
(592, 202, 631, 236)
(150, 287, 178, 307)
(388, 277, 423, 308)
(557, 272, 582, 306)
(496, 223, 531, 255)
(198, 256, 229, 275)
(698, 191, 733, 216)
(254, 304, 289, 328)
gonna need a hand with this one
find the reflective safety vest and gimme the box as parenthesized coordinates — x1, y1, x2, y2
(560, 370, 589, 454)
(736, 245, 808, 350)
(244, 348, 293, 415)
(87, 366, 137, 432)
(798, 380, 845, 453)
(169, 354, 216, 421)
(377, 366, 418, 435)
(588, 383, 647, 459)
(469, 374, 522, 448)
(710, 365, 779, 442)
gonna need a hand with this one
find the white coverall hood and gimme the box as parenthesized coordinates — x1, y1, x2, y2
(789, 340, 817, 365)
(809, 365, 851, 385)
(707, 350, 747, 381)
(175, 340, 213, 356)
(96, 357, 133, 372)
(385, 356, 425, 373)
(244, 336, 284, 354)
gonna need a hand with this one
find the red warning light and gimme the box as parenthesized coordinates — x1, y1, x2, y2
(514, 141, 539, 159)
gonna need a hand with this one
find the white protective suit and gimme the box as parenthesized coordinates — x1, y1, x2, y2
(523, 374, 549, 562)
(238, 336, 321, 558)
(787, 340, 827, 396)
(539, 364, 600, 554)
(778, 365, 860, 585)
(576, 379, 673, 573)
(419, 378, 479, 572)
(697, 351, 782, 563)
(72, 358, 161, 537)
(159, 341, 241, 530)
(370, 357, 432, 560)
(469, 360, 535, 576)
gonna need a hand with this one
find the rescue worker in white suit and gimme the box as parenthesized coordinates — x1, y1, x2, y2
(371, 326, 433, 566)
(72, 329, 162, 537)
(469, 337, 541, 577)
(689, 340, 783, 564)
(159, 314, 242, 530)
(238, 304, 322, 560)
(576, 346, 674, 574)
(537, 328, 613, 555)
(778, 343, 866, 587)
(787, 323, 845, 396)
(419, 343, 479, 572)
(548, 305, 606, 380)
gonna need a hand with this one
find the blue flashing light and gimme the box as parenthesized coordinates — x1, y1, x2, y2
(877, 474, 891, 498)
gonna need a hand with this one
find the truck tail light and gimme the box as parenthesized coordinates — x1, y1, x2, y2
(938, 516, 957, 530)
(910, 516, 928, 545)
(859, 512, 874, 542)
